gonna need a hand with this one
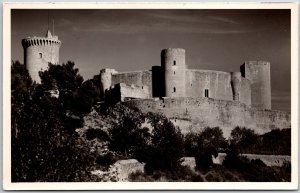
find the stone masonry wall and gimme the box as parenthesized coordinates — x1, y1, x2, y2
(123, 97, 290, 138)
(111, 70, 152, 97)
(120, 83, 150, 101)
(185, 70, 233, 101)
(240, 77, 251, 106)
(105, 83, 150, 103)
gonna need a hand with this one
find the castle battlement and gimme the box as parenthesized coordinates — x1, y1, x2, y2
(21, 37, 61, 48)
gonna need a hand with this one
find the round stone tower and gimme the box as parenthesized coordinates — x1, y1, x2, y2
(161, 48, 186, 97)
(22, 30, 61, 83)
(99, 68, 118, 100)
(241, 61, 271, 109)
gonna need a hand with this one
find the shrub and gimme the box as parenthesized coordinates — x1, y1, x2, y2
(260, 128, 291, 155)
(144, 114, 184, 171)
(95, 152, 118, 170)
(229, 127, 261, 154)
(223, 144, 291, 182)
(183, 132, 199, 156)
(129, 166, 203, 182)
(128, 171, 154, 182)
(109, 116, 150, 157)
(86, 128, 109, 141)
(195, 127, 227, 170)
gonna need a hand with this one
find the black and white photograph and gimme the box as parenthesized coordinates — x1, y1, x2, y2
(3, 2, 298, 190)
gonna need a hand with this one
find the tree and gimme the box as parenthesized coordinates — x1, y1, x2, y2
(229, 127, 261, 154)
(195, 127, 227, 169)
(109, 116, 150, 157)
(11, 61, 97, 182)
(11, 61, 34, 138)
(260, 128, 291, 155)
(139, 113, 184, 171)
(183, 132, 199, 156)
(39, 62, 101, 115)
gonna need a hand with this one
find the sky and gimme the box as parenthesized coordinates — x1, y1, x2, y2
(11, 9, 291, 112)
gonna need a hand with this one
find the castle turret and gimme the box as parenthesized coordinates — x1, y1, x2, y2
(100, 68, 117, 100)
(240, 61, 271, 109)
(161, 48, 186, 97)
(22, 30, 61, 83)
(230, 72, 242, 101)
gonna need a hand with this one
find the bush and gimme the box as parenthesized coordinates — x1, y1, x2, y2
(183, 132, 199, 156)
(223, 144, 291, 182)
(195, 127, 227, 170)
(129, 166, 203, 182)
(229, 127, 261, 154)
(109, 116, 150, 157)
(86, 128, 110, 141)
(95, 152, 118, 170)
(128, 171, 154, 182)
(140, 113, 184, 171)
(260, 128, 291, 155)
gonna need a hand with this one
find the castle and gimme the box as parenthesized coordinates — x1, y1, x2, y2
(102, 48, 271, 110)
(22, 30, 290, 137)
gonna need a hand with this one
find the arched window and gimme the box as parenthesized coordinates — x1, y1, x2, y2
(174, 71, 176, 75)
(39, 53, 42, 58)
(174, 87, 176, 93)
(173, 60, 176, 65)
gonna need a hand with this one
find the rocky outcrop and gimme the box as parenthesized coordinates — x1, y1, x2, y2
(91, 159, 145, 182)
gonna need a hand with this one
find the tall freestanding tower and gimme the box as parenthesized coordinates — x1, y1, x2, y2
(241, 61, 271, 109)
(22, 30, 61, 83)
(161, 48, 186, 97)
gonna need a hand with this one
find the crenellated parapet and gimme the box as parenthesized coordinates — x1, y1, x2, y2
(22, 37, 61, 48)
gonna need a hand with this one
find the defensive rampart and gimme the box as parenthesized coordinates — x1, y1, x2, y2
(122, 97, 290, 137)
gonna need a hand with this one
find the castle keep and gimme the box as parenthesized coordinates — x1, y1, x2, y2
(22, 33, 290, 137)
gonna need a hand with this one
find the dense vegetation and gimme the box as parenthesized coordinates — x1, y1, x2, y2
(11, 61, 101, 181)
(11, 61, 291, 182)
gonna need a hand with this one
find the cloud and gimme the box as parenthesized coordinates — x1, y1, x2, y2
(55, 10, 255, 35)
(208, 16, 239, 25)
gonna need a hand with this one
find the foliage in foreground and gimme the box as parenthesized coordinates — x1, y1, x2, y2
(11, 61, 101, 182)
(105, 106, 184, 172)
(228, 127, 291, 155)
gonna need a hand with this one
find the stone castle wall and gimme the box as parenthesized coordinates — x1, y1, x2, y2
(105, 83, 150, 103)
(108, 68, 252, 106)
(111, 70, 153, 97)
(185, 69, 233, 101)
(123, 97, 290, 137)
